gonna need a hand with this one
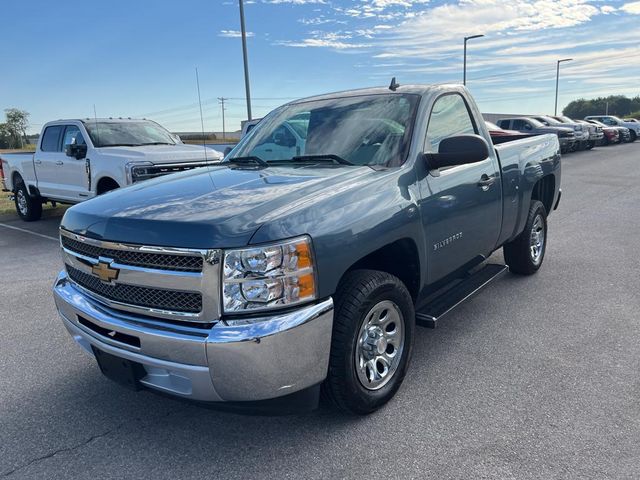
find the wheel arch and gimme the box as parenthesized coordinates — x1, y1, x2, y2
(531, 174, 555, 215)
(96, 176, 120, 194)
(339, 238, 421, 302)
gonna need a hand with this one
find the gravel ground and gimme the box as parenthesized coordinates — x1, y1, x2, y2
(0, 143, 639, 479)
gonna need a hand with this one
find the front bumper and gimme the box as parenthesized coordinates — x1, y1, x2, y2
(53, 271, 333, 403)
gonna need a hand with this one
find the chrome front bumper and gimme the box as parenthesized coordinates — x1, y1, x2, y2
(53, 271, 333, 403)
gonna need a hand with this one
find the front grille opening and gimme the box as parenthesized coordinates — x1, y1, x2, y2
(61, 235, 203, 273)
(66, 265, 202, 314)
(77, 315, 141, 348)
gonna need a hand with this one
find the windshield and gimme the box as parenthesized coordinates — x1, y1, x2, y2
(485, 121, 501, 130)
(539, 116, 562, 125)
(230, 94, 420, 167)
(84, 121, 176, 147)
(558, 116, 574, 123)
(528, 118, 545, 128)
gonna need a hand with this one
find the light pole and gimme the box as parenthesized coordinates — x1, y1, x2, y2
(463, 34, 484, 86)
(239, 0, 252, 121)
(554, 58, 572, 115)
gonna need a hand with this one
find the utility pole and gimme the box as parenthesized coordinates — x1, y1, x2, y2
(239, 0, 253, 121)
(218, 97, 228, 140)
(463, 34, 484, 86)
(554, 58, 573, 115)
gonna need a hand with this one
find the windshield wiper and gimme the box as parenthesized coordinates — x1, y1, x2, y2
(227, 156, 269, 167)
(289, 154, 354, 165)
(139, 142, 174, 145)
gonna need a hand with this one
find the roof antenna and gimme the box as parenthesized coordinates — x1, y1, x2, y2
(389, 77, 400, 91)
(93, 104, 100, 145)
(195, 67, 208, 162)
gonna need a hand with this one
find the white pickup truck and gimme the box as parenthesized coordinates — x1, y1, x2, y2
(0, 118, 223, 221)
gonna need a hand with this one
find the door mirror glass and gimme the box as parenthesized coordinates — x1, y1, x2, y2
(65, 143, 87, 159)
(424, 134, 489, 170)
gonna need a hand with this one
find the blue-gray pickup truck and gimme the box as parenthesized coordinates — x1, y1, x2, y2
(53, 84, 561, 414)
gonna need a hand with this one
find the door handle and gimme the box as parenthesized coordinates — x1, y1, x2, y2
(477, 174, 496, 191)
(56, 161, 64, 166)
(34, 159, 42, 165)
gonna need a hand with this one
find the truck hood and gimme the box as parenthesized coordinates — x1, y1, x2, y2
(538, 126, 573, 135)
(97, 144, 223, 164)
(61, 164, 375, 248)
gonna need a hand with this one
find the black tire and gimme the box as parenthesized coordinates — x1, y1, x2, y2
(629, 130, 637, 142)
(322, 270, 415, 415)
(503, 200, 547, 275)
(14, 181, 42, 221)
(586, 141, 594, 150)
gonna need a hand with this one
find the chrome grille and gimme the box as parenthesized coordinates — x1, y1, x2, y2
(61, 235, 203, 272)
(59, 229, 221, 323)
(67, 265, 202, 313)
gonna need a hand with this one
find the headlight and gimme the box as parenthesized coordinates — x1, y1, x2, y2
(222, 236, 317, 313)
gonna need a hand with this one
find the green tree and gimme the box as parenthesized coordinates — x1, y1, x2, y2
(4, 108, 30, 148)
(563, 95, 640, 119)
(0, 123, 11, 149)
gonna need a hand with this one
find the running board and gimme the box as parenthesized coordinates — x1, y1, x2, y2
(415, 264, 508, 328)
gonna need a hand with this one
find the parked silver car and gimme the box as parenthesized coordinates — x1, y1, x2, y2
(532, 116, 589, 151)
(554, 116, 603, 149)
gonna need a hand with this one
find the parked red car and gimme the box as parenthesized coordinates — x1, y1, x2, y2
(578, 120, 619, 145)
(484, 121, 533, 144)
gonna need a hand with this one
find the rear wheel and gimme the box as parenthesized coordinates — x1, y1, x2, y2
(323, 270, 415, 415)
(503, 200, 547, 275)
(14, 181, 42, 221)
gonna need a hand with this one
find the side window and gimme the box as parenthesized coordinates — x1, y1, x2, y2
(497, 120, 508, 129)
(62, 126, 85, 148)
(523, 122, 533, 131)
(512, 119, 525, 130)
(41, 126, 64, 152)
(425, 94, 477, 152)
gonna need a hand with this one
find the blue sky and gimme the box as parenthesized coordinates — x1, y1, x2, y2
(1, 0, 639, 134)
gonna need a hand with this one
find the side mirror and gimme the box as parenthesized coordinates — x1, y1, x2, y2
(424, 134, 489, 170)
(65, 143, 87, 159)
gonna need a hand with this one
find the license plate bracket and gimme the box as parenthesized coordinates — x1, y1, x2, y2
(92, 346, 145, 391)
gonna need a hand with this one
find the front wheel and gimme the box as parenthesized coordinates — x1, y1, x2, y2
(323, 270, 415, 415)
(629, 130, 637, 142)
(14, 181, 42, 221)
(503, 200, 547, 275)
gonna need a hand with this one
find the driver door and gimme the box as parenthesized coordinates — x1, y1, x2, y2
(417, 93, 502, 284)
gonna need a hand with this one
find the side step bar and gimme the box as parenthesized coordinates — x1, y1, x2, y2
(416, 264, 508, 328)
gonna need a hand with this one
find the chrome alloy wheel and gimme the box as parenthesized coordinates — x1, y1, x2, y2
(16, 189, 28, 216)
(529, 214, 545, 265)
(355, 300, 405, 390)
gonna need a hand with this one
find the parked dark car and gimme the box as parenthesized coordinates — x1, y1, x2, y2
(484, 121, 533, 144)
(497, 117, 575, 153)
(532, 115, 589, 151)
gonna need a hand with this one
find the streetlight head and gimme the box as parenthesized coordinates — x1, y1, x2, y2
(465, 34, 485, 41)
(558, 58, 573, 63)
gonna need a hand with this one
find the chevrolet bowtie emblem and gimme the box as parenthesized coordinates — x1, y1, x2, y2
(91, 261, 119, 283)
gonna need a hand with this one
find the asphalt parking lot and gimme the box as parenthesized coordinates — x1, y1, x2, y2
(1, 144, 639, 479)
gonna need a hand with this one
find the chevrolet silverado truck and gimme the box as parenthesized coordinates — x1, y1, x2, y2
(0, 118, 223, 221)
(53, 84, 561, 415)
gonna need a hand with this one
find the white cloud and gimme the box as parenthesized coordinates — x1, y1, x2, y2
(219, 30, 255, 38)
(600, 5, 616, 14)
(620, 2, 640, 14)
(264, 0, 326, 4)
